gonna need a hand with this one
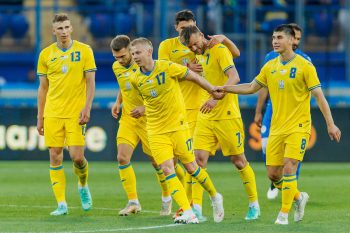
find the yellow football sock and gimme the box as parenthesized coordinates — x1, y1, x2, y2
(185, 172, 193, 202)
(73, 158, 88, 187)
(50, 164, 66, 204)
(281, 174, 298, 213)
(273, 177, 284, 190)
(294, 190, 301, 200)
(239, 163, 258, 203)
(119, 163, 138, 200)
(175, 163, 186, 188)
(155, 167, 170, 197)
(166, 173, 191, 211)
(191, 168, 204, 206)
(191, 166, 217, 198)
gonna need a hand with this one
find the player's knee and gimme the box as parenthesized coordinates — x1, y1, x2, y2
(267, 172, 282, 182)
(195, 156, 207, 168)
(230, 153, 247, 170)
(183, 161, 197, 174)
(283, 159, 299, 174)
(117, 152, 131, 164)
(49, 148, 63, 165)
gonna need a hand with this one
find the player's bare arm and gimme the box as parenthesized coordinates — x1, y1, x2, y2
(187, 59, 203, 73)
(111, 90, 122, 119)
(311, 87, 341, 142)
(37, 75, 49, 136)
(221, 79, 262, 95)
(207, 35, 240, 58)
(79, 71, 95, 125)
(254, 87, 269, 127)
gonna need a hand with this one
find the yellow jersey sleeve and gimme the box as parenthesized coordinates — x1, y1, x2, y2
(304, 62, 321, 90)
(37, 50, 48, 76)
(158, 40, 170, 61)
(83, 46, 97, 72)
(216, 45, 234, 73)
(168, 62, 189, 81)
(255, 63, 268, 87)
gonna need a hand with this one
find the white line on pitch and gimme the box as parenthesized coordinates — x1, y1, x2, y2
(0, 204, 160, 214)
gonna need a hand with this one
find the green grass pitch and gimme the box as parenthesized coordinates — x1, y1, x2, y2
(0, 161, 349, 232)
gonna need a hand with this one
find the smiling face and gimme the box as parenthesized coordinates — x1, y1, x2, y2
(112, 47, 132, 67)
(272, 31, 293, 54)
(53, 20, 73, 44)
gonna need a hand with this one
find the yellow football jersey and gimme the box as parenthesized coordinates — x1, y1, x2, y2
(196, 44, 241, 120)
(112, 61, 144, 123)
(158, 37, 202, 110)
(37, 40, 96, 118)
(131, 60, 189, 135)
(255, 54, 321, 135)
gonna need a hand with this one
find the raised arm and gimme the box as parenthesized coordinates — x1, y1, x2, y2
(37, 75, 49, 135)
(311, 87, 341, 142)
(254, 87, 269, 127)
(207, 35, 240, 59)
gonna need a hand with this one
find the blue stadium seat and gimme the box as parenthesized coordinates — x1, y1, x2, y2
(0, 14, 10, 38)
(142, 12, 153, 36)
(89, 13, 112, 38)
(113, 13, 133, 35)
(10, 14, 29, 39)
(313, 12, 333, 37)
(260, 18, 288, 33)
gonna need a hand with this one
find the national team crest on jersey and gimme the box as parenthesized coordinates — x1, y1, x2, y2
(150, 89, 157, 97)
(61, 64, 68, 74)
(279, 80, 285, 89)
(125, 82, 131, 90)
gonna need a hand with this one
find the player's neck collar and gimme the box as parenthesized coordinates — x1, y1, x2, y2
(56, 39, 73, 52)
(141, 61, 156, 76)
(279, 52, 296, 65)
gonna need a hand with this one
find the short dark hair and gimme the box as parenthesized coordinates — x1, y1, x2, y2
(273, 24, 295, 38)
(52, 13, 70, 23)
(180, 25, 201, 45)
(130, 37, 153, 49)
(175, 10, 195, 25)
(110, 35, 130, 51)
(288, 23, 302, 33)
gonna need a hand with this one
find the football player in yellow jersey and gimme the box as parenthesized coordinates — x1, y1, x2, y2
(37, 13, 96, 216)
(129, 38, 225, 224)
(218, 24, 341, 225)
(158, 10, 240, 219)
(180, 25, 260, 221)
(110, 35, 171, 216)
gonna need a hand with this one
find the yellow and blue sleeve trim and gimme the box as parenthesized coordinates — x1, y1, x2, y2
(255, 79, 267, 87)
(223, 65, 234, 73)
(84, 68, 97, 72)
(308, 84, 321, 91)
(180, 68, 190, 80)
